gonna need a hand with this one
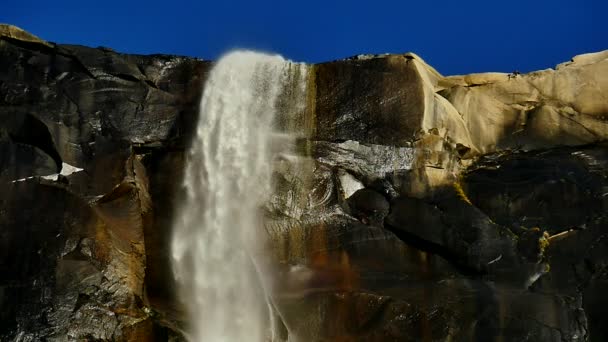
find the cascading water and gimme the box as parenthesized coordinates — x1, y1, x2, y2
(171, 50, 307, 341)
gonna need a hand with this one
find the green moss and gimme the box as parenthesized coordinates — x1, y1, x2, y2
(538, 231, 550, 256)
(453, 181, 473, 205)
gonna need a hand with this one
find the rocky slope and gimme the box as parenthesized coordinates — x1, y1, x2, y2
(1, 24, 607, 341)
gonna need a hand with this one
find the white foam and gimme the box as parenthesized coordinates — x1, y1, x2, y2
(171, 50, 307, 342)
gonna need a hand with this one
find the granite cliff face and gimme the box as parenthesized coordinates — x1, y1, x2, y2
(0, 24, 209, 340)
(1, 24, 607, 341)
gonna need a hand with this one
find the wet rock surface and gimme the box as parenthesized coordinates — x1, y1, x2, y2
(1, 24, 607, 341)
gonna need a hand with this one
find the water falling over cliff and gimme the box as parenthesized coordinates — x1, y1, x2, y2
(171, 51, 307, 341)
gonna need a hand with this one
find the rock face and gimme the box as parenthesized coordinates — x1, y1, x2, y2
(0, 24, 210, 340)
(1, 24, 607, 341)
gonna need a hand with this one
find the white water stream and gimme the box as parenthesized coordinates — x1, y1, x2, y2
(171, 50, 307, 341)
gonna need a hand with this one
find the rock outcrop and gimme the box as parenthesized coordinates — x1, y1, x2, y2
(1, 24, 607, 341)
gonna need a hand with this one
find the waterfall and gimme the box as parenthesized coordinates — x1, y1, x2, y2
(171, 50, 307, 341)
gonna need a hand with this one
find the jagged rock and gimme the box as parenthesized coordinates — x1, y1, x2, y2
(1, 24, 607, 341)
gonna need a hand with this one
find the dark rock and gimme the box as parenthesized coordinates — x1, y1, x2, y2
(0, 25, 209, 340)
(386, 196, 445, 246)
(313, 56, 425, 146)
(347, 188, 389, 225)
(463, 146, 607, 234)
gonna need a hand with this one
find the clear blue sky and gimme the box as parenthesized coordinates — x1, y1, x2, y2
(2, 0, 606, 75)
